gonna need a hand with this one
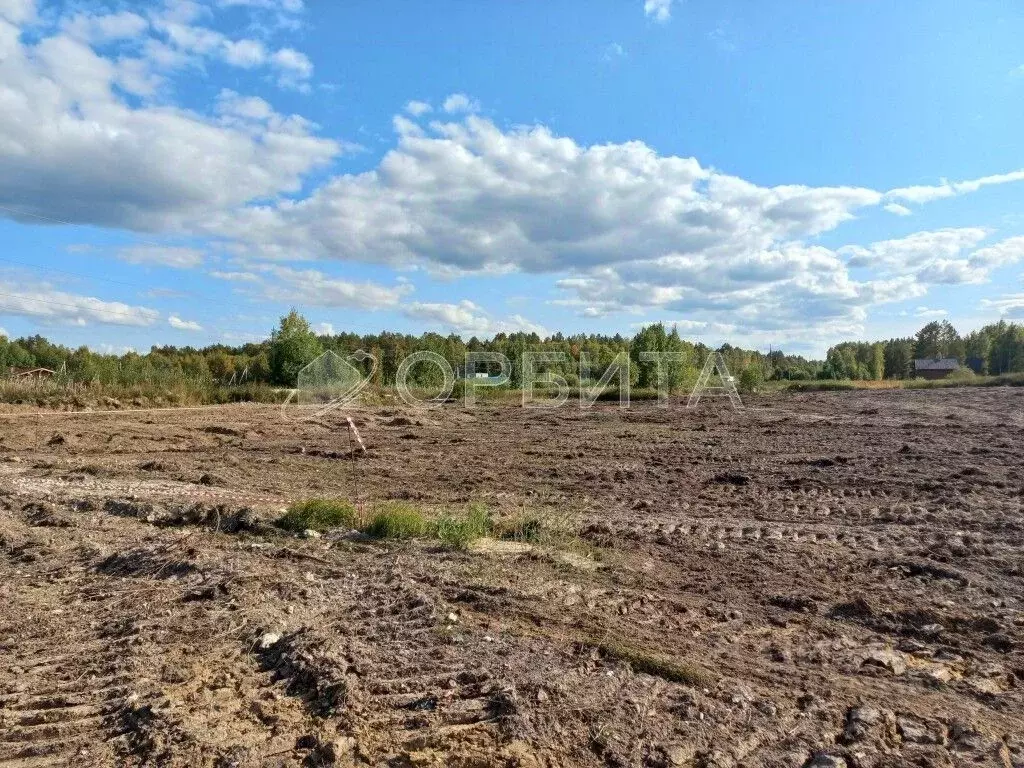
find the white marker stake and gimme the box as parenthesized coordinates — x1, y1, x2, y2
(346, 416, 367, 453)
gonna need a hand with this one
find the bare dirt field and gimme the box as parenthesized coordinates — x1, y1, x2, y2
(0, 388, 1022, 767)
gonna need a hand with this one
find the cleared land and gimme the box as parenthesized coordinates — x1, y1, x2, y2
(0, 389, 1022, 767)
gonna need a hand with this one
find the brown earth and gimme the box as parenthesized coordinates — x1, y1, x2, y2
(0, 388, 1022, 767)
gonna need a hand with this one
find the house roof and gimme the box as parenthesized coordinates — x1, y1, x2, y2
(10, 367, 56, 376)
(913, 358, 959, 371)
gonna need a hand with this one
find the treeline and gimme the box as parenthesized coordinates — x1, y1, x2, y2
(0, 311, 813, 392)
(3, 312, 1021, 393)
(823, 320, 1024, 381)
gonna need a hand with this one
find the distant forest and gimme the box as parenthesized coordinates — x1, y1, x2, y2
(1, 312, 1022, 394)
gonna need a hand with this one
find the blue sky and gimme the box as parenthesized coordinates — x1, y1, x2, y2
(1, 0, 1023, 357)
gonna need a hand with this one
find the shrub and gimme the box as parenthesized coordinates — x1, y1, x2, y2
(276, 499, 358, 532)
(363, 502, 427, 539)
(738, 366, 764, 393)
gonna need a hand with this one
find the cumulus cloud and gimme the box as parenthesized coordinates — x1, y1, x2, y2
(839, 228, 988, 271)
(442, 93, 479, 114)
(168, 314, 203, 331)
(189, 109, 1024, 342)
(405, 100, 432, 116)
(839, 229, 1024, 287)
(269, 48, 313, 90)
(643, 0, 673, 22)
(0, 282, 159, 326)
(968, 236, 1024, 269)
(0, 20, 339, 231)
(217, 114, 883, 278)
(62, 11, 149, 43)
(404, 300, 547, 336)
(2, 1, 1023, 349)
(980, 293, 1024, 318)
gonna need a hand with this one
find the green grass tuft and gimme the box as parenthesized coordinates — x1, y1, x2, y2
(275, 498, 358, 533)
(363, 502, 428, 539)
(433, 503, 493, 549)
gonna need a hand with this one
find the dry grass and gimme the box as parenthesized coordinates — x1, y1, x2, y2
(590, 637, 717, 688)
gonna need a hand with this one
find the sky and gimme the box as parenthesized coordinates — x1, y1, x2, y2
(1, 0, 1024, 357)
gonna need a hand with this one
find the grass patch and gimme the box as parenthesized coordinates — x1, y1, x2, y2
(775, 372, 1024, 393)
(432, 503, 493, 549)
(275, 498, 358, 533)
(494, 513, 545, 543)
(494, 507, 581, 548)
(363, 502, 429, 539)
(592, 638, 716, 688)
(275, 499, 595, 558)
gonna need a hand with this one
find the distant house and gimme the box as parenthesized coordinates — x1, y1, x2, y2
(913, 358, 959, 380)
(8, 367, 56, 380)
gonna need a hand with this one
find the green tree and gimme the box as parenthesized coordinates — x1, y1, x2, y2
(269, 310, 324, 386)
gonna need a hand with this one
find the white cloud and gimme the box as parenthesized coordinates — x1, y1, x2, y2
(967, 235, 1024, 269)
(315, 321, 335, 335)
(261, 266, 413, 309)
(217, 114, 884, 278)
(196, 110, 1024, 341)
(119, 245, 205, 268)
(218, 0, 304, 11)
(839, 229, 1024, 288)
(405, 100, 432, 116)
(643, 0, 673, 23)
(209, 269, 261, 283)
(222, 37, 266, 67)
(269, 47, 313, 90)
(0, 282, 159, 326)
(0, 22, 339, 231)
(2, 1, 1022, 351)
(147, 4, 314, 88)
(885, 169, 1024, 205)
(980, 293, 1024, 318)
(0, 0, 35, 25)
(840, 228, 988, 271)
(62, 11, 149, 44)
(168, 314, 202, 331)
(211, 264, 413, 311)
(442, 93, 479, 114)
(914, 306, 947, 318)
(97, 343, 136, 354)
(605, 42, 627, 61)
(404, 300, 547, 336)
(883, 203, 912, 216)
